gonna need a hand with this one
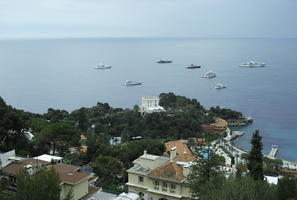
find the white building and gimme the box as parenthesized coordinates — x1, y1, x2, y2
(139, 97, 165, 114)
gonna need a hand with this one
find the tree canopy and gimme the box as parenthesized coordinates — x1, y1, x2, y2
(16, 168, 61, 200)
(247, 130, 264, 180)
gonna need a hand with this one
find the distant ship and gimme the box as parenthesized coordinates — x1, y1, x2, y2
(186, 64, 201, 69)
(124, 80, 142, 86)
(95, 63, 112, 69)
(239, 61, 265, 67)
(215, 83, 226, 89)
(202, 71, 216, 78)
(157, 59, 172, 64)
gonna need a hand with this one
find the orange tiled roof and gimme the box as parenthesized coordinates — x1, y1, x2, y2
(50, 163, 89, 184)
(2, 158, 50, 176)
(148, 161, 185, 182)
(165, 141, 196, 162)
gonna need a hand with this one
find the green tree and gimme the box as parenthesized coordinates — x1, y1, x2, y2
(93, 155, 123, 188)
(16, 168, 61, 200)
(35, 122, 79, 155)
(277, 176, 297, 200)
(247, 130, 264, 180)
(77, 108, 88, 132)
(263, 157, 283, 176)
(187, 137, 225, 198)
(199, 176, 277, 200)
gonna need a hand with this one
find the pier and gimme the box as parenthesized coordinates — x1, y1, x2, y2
(268, 145, 278, 159)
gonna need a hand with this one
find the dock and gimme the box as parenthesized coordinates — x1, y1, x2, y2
(268, 145, 278, 159)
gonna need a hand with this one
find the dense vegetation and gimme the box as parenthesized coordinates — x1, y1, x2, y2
(0, 93, 227, 191)
(16, 168, 66, 200)
(3, 93, 295, 200)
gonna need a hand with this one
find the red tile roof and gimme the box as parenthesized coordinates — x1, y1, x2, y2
(149, 161, 186, 182)
(49, 163, 89, 185)
(165, 141, 196, 162)
(2, 159, 89, 185)
(2, 158, 50, 176)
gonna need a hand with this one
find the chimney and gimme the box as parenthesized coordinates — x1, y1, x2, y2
(170, 147, 177, 162)
(144, 150, 147, 155)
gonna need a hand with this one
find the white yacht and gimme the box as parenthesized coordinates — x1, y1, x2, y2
(215, 83, 226, 89)
(239, 61, 265, 67)
(202, 71, 216, 78)
(124, 80, 142, 86)
(95, 63, 112, 69)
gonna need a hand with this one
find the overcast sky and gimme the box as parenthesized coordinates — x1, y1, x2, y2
(0, 0, 297, 38)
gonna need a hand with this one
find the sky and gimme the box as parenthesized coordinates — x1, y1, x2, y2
(0, 0, 297, 39)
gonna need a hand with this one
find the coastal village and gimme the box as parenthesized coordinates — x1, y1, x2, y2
(0, 94, 297, 200)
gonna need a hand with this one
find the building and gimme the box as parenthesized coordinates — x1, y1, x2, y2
(51, 163, 90, 200)
(87, 189, 140, 200)
(202, 117, 228, 133)
(126, 150, 193, 200)
(1, 157, 90, 200)
(139, 97, 165, 114)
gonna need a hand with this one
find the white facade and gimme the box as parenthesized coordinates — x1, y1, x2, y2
(139, 97, 165, 114)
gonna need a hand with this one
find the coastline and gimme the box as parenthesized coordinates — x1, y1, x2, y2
(227, 128, 297, 171)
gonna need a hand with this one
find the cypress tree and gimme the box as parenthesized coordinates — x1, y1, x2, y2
(247, 130, 264, 180)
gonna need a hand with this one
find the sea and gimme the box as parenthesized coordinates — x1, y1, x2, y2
(0, 37, 296, 161)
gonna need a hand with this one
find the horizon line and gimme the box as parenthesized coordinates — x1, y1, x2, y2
(1, 36, 297, 41)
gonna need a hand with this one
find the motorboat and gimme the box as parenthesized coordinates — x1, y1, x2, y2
(202, 71, 216, 78)
(95, 63, 112, 69)
(215, 83, 226, 89)
(239, 61, 265, 67)
(186, 64, 201, 69)
(124, 80, 142, 86)
(157, 59, 172, 64)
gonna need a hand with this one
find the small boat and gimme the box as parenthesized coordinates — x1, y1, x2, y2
(202, 71, 216, 78)
(124, 80, 142, 86)
(239, 61, 265, 67)
(157, 59, 172, 64)
(95, 63, 112, 69)
(186, 64, 201, 69)
(215, 83, 226, 89)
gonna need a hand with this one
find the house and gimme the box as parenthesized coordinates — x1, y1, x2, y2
(51, 163, 90, 200)
(1, 158, 50, 188)
(126, 150, 193, 200)
(138, 97, 165, 114)
(1, 157, 90, 200)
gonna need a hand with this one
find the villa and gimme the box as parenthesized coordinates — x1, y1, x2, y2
(126, 149, 193, 200)
(1, 155, 91, 200)
(138, 96, 165, 114)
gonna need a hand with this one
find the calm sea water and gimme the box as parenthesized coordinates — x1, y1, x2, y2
(0, 38, 296, 161)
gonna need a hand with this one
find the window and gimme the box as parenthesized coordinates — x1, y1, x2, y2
(170, 184, 176, 190)
(138, 176, 144, 183)
(162, 182, 167, 188)
(154, 180, 159, 186)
